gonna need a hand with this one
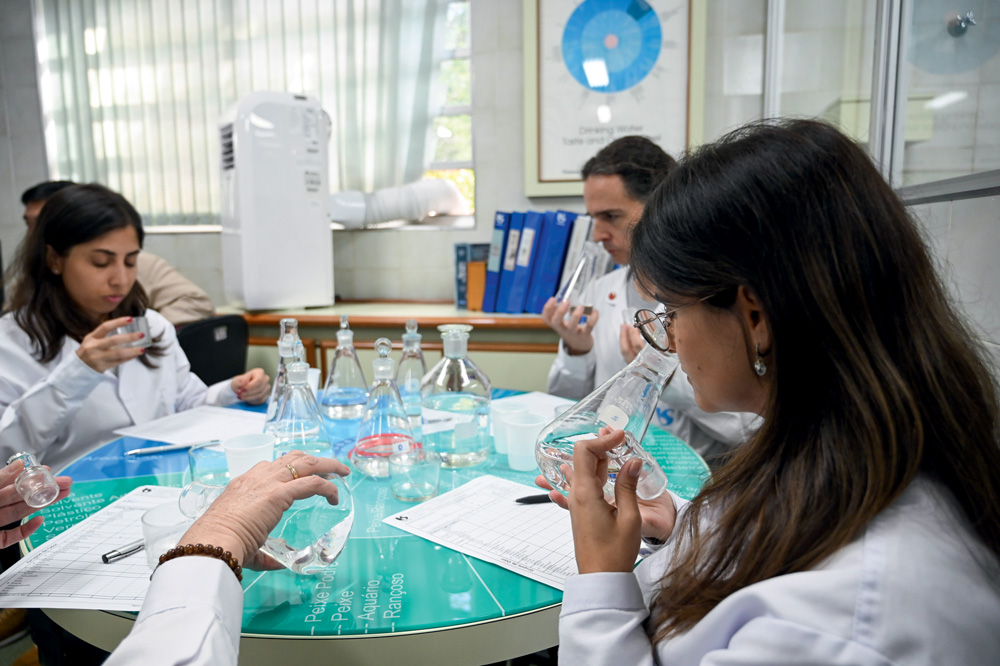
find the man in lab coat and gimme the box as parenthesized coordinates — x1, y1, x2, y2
(541, 137, 758, 464)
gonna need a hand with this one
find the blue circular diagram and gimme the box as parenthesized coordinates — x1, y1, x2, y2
(562, 0, 662, 93)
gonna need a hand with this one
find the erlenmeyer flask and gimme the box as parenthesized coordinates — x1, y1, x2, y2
(555, 241, 611, 322)
(535, 343, 672, 501)
(266, 318, 304, 424)
(270, 361, 335, 458)
(395, 318, 427, 432)
(320, 315, 368, 421)
(352, 338, 418, 477)
(420, 325, 492, 468)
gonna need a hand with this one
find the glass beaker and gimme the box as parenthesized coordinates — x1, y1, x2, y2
(320, 315, 368, 421)
(420, 324, 492, 467)
(270, 361, 336, 458)
(265, 318, 304, 424)
(395, 318, 427, 433)
(352, 338, 419, 477)
(535, 343, 672, 501)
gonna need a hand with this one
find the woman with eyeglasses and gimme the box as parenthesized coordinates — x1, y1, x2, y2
(557, 119, 1000, 664)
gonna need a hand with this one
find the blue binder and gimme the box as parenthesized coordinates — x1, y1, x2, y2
(524, 210, 577, 313)
(495, 212, 525, 314)
(501, 211, 544, 313)
(454, 243, 470, 309)
(482, 212, 511, 313)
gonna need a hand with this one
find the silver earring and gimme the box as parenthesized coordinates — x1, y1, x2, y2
(754, 344, 767, 377)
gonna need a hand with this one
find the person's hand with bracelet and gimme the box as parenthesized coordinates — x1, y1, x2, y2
(159, 451, 351, 575)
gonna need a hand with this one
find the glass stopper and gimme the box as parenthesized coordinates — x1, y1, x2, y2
(375, 337, 392, 357)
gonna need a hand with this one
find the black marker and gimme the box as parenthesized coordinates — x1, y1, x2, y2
(515, 494, 552, 505)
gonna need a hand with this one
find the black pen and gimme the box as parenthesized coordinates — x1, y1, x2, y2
(515, 494, 552, 504)
(101, 538, 145, 564)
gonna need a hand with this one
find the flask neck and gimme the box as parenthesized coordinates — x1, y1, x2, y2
(443, 335, 467, 358)
(630, 344, 677, 381)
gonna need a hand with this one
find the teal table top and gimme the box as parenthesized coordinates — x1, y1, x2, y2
(27, 401, 709, 639)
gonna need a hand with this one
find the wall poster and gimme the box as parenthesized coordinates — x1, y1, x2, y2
(524, 0, 693, 196)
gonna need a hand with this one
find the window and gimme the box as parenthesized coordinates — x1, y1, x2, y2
(33, 0, 473, 227)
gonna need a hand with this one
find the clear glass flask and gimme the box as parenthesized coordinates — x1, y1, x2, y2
(555, 241, 611, 321)
(270, 361, 336, 458)
(265, 318, 304, 424)
(535, 343, 672, 501)
(352, 338, 419, 477)
(320, 315, 368, 421)
(395, 318, 427, 432)
(6, 452, 60, 508)
(420, 324, 492, 468)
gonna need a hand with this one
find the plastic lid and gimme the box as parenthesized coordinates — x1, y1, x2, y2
(287, 361, 309, 384)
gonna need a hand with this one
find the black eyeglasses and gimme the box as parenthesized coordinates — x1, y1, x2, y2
(633, 295, 715, 352)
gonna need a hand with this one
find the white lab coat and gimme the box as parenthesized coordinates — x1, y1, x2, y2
(0, 310, 237, 472)
(105, 557, 242, 666)
(547, 268, 760, 460)
(559, 476, 1000, 665)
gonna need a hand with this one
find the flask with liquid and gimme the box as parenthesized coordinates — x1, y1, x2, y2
(265, 318, 304, 424)
(352, 338, 419, 477)
(420, 324, 492, 467)
(395, 318, 427, 432)
(320, 315, 368, 421)
(6, 452, 60, 508)
(535, 343, 672, 501)
(555, 241, 611, 322)
(270, 361, 336, 458)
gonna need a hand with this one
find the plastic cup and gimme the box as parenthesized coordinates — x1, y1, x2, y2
(178, 443, 230, 518)
(141, 501, 193, 569)
(222, 433, 275, 477)
(389, 449, 442, 502)
(491, 403, 529, 455)
(504, 411, 550, 472)
(115, 316, 151, 348)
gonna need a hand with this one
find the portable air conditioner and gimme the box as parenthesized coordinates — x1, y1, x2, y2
(219, 92, 334, 310)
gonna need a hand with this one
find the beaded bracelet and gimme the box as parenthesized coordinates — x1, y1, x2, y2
(154, 544, 243, 582)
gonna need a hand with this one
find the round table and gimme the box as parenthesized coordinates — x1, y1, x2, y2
(27, 394, 709, 664)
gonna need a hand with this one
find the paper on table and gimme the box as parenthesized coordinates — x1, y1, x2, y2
(383, 475, 578, 589)
(0, 486, 181, 611)
(114, 405, 265, 445)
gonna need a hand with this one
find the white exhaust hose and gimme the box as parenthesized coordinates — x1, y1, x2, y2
(329, 179, 470, 229)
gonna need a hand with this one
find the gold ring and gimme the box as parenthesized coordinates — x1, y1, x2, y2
(285, 464, 299, 480)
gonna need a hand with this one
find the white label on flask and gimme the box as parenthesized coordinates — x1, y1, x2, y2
(503, 230, 521, 271)
(516, 228, 536, 267)
(597, 404, 629, 429)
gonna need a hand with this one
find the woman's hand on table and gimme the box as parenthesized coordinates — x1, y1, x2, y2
(0, 459, 72, 548)
(76, 316, 146, 373)
(230, 368, 270, 404)
(179, 451, 350, 570)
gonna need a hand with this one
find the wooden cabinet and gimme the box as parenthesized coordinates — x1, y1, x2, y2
(227, 302, 560, 393)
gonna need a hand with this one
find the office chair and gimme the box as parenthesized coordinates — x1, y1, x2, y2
(176, 314, 248, 386)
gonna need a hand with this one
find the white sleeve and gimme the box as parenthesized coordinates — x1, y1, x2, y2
(559, 572, 659, 666)
(157, 313, 238, 410)
(0, 348, 103, 462)
(546, 341, 597, 400)
(105, 557, 243, 666)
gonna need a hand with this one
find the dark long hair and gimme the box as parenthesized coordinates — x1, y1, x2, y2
(9, 183, 161, 365)
(629, 119, 1000, 638)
